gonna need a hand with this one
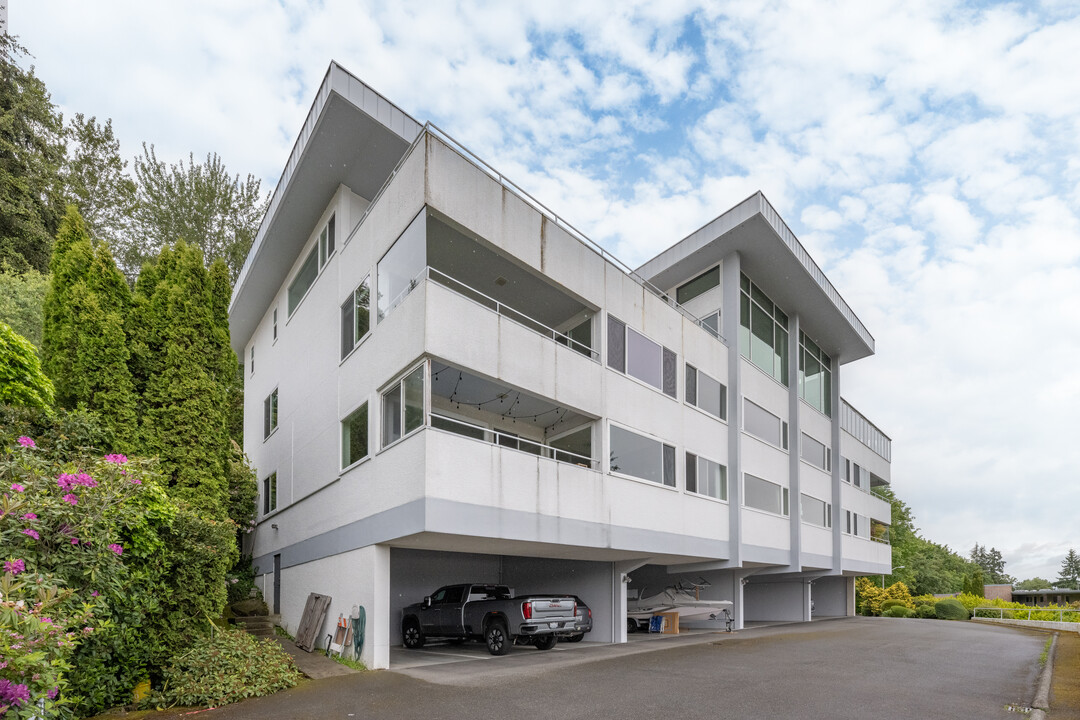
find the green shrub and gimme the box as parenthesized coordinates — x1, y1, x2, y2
(915, 604, 937, 618)
(883, 605, 914, 618)
(935, 598, 969, 620)
(881, 599, 909, 612)
(158, 628, 302, 708)
(913, 596, 937, 608)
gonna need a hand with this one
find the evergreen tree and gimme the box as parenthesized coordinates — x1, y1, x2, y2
(970, 543, 1014, 585)
(130, 242, 236, 517)
(41, 206, 95, 406)
(0, 320, 53, 408)
(0, 35, 66, 273)
(1056, 549, 1080, 589)
(0, 261, 48, 349)
(40, 206, 137, 441)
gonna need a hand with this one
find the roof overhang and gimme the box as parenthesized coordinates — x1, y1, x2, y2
(228, 62, 423, 356)
(636, 192, 875, 364)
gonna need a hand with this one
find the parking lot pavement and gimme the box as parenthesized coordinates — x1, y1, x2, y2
(145, 617, 1050, 720)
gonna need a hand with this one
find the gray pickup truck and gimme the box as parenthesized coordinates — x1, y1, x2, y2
(401, 583, 584, 655)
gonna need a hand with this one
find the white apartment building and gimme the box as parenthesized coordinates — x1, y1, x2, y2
(229, 63, 894, 670)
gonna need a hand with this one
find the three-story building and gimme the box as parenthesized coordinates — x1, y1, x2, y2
(229, 62, 893, 669)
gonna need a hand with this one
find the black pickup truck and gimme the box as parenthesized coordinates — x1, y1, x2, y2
(401, 583, 586, 655)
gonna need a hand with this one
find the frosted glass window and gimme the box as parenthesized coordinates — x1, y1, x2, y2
(607, 316, 626, 372)
(627, 328, 662, 389)
(744, 400, 785, 449)
(745, 474, 788, 516)
(801, 493, 831, 527)
(800, 433, 828, 471)
(609, 425, 674, 487)
(687, 365, 726, 420)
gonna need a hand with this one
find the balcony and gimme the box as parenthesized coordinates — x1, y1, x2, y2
(378, 207, 597, 359)
(428, 360, 597, 470)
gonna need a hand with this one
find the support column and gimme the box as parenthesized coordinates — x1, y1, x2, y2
(788, 314, 802, 571)
(722, 253, 743, 568)
(358, 544, 391, 669)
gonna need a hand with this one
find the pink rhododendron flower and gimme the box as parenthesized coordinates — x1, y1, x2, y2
(3, 559, 25, 574)
(130, 478, 142, 485)
(56, 473, 76, 491)
(108, 543, 123, 556)
(104, 453, 128, 464)
(21, 513, 36, 520)
(76, 472, 97, 487)
(10, 483, 24, 493)
(62, 494, 79, 505)
(16, 436, 35, 448)
(70, 538, 80, 545)
(21, 529, 39, 540)
(91, 591, 100, 597)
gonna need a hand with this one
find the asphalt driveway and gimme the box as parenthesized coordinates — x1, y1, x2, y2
(150, 617, 1049, 720)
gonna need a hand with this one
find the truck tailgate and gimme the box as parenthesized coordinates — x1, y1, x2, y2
(523, 597, 577, 622)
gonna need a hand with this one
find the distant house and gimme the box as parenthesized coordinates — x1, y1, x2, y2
(1012, 588, 1080, 607)
(983, 584, 1013, 602)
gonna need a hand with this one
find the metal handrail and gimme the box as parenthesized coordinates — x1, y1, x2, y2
(380, 265, 600, 361)
(973, 607, 1080, 623)
(430, 413, 597, 470)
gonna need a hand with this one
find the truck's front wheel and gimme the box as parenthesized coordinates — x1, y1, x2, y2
(485, 620, 510, 656)
(402, 619, 425, 649)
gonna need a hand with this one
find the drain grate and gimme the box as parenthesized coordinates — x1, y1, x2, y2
(1005, 704, 1032, 713)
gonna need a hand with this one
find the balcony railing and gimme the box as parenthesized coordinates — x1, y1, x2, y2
(384, 265, 600, 360)
(430, 414, 597, 470)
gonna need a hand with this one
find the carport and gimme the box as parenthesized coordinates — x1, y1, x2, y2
(388, 547, 620, 665)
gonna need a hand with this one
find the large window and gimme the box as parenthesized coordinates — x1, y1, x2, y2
(377, 209, 426, 322)
(799, 331, 832, 416)
(609, 424, 675, 487)
(340, 277, 371, 360)
(801, 493, 831, 528)
(800, 433, 830, 471)
(845, 510, 869, 538)
(287, 214, 336, 317)
(263, 388, 278, 439)
(739, 273, 788, 384)
(676, 266, 719, 304)
(262, 472, 277, 515)
(607, 316, 677, 397)
(744, 474, 789, 516)
(341, 403, 369, 468)
(744, 399, 788, 450)
(686, 364, 726, 420)
(686, 452, 727, 500)
(382, 365, 424, 447)
(841, 457, 868, 490)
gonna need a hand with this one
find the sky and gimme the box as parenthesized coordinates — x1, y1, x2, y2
(14, 1, 1080, 583)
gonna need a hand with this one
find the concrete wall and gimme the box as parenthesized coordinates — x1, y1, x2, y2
(744, 581, 808, 622)
(812, 576, 851, 617)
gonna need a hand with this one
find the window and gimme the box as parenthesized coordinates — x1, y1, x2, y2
(556, 316, 593, 357)
(739, 273, 788, 384)
(272, 308, 278, 341)
(801, 493, 831, 528)
(744, 399, 788, 450)
(609, 424, 675, 487)
(341, 403, 369, 468)
(686, 364, 727, 420)
(744, 474, 789, 516)
(842, 458, 868, 489)
(676, 266, 720, 304)
(799, 331, 832, 416)
(340, 277, 371, 359)
(249, 345, 254, 375)
(262, 472, 277, 514)
(319, 214, 336, 266)
(845, 510, 869, 537)
(607, 316, 677, 397)
(686, 452, 727, 500)
(377, 209, 426, 322)
(549, 426, 592, 466)
(800, 433, 830, 471)
(263, 388, 278, 439)
(382, 365, 424, 447)
(287, 214, 336, 317)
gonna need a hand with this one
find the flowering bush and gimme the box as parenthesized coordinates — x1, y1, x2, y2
(1, 435, 238, 717)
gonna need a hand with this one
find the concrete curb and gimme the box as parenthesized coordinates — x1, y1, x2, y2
(1030, 632, 1057, 718)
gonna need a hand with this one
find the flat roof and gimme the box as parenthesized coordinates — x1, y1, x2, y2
(228, 62, 422, 356)
(636, 192, 875, 364)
